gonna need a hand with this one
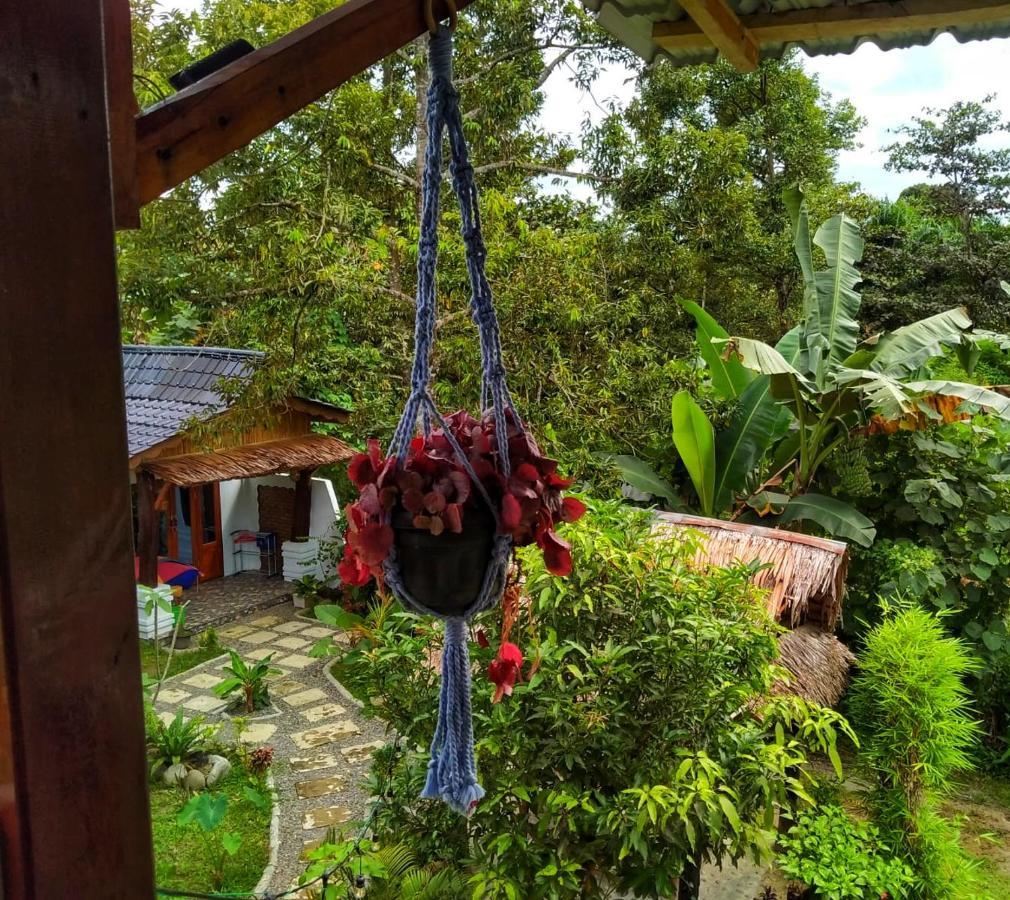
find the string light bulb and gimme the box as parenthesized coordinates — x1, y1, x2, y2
(351, 874, 368, 898)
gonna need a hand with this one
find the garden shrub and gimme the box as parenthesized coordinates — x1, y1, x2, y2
(849, 606, 982, 899)
(330, 499, 852, 898)
(777, 804, 913, 899)
(848, 418, 1010, 745)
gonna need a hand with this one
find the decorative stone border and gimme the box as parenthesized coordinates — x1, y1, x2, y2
(251, 771, 281, 897)
(323, 661, 364, 710)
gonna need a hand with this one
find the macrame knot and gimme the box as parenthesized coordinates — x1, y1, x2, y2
(428, 24, 454, 82)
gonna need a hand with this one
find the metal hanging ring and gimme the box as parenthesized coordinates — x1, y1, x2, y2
(424, 0, 457, 34)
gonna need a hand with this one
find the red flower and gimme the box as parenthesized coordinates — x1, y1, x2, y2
(488, 641, 523, 702)
(539, 530, 572, 577)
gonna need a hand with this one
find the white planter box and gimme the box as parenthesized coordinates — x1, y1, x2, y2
(137, 585, 174, 640)
(282, 539, 322, 582)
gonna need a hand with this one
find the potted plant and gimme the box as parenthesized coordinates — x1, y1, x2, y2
(337, 409, 585, 615)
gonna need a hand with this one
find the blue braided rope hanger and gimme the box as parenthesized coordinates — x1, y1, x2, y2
(381, 24, 519, 815)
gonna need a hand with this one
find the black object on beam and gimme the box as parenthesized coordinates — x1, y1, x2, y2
(169, 39, 255, 91)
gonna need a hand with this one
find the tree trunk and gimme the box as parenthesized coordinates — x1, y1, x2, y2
(677, 849, 703, 900)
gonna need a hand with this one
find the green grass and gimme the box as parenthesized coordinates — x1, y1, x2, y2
(150, 761, 272, 894)
(140, 641, 226, 680)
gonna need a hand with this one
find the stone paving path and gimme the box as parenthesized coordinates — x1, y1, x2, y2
(154, 601, 390, 894)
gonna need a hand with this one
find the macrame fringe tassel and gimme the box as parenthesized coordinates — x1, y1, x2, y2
(421, 617, 485, 815)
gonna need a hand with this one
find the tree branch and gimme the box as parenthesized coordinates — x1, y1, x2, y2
(472, 160, 607, 182)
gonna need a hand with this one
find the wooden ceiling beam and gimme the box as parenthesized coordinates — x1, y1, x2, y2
(677, 0, 758, 71)
(655, 0, 1010, 55)
(136, 0, 472, 207)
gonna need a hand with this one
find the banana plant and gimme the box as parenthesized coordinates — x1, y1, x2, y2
(612, 186, 1010, 548)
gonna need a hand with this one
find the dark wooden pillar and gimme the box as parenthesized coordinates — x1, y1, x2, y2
(137, 471, 160, 587)
(293, 469, 316, 540)
(0, 0, 155, 896)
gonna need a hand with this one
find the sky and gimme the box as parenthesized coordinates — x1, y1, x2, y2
(159, 0, 1009, 200)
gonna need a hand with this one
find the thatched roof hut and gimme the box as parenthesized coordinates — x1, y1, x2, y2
(773, 624, 857, 708)
(654, 512, 849, 631)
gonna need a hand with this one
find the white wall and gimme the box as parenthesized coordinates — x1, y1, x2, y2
(220, 474, 340, 575)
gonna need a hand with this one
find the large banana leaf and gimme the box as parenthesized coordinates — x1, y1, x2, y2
(715, 336, 816, 403)
(608, 455, 679, 509)
(870, 307, 972, 375)
(671, 391, 716, 516)
(783, 186, 818, 335)
(905, 381, 1010, 418)
(830, 368, 920, 420)
(682, 300, 753, 400)
(813, 212, 864, 365)
(776, 493, 876, 547)
(714, 376, 782, 511)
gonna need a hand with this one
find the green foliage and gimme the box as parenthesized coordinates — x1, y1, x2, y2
(300, 839, 466, 899)
(147, 710, 215, 773)
(334, 500, 852, 897)
(849, 419, 1010, 741)
(214, 649, 282, 712)
(849, 607, 982, 898)
(777, 805, 913, 899)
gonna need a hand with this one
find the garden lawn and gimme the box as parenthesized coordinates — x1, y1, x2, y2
(140, 640, 226, 680)
(150, 765, 271, 894)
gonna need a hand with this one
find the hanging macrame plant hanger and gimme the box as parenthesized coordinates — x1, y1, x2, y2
(381, 10, 522, 815)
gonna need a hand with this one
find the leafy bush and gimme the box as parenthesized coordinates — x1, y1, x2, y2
(147, 710, 215, 778)
(777, 804, 913, 899)
(214, 650, 281, 712)
(333, 499, 853, 898)
(849, 606, 982, 899)
(849, 418, 1010, 741)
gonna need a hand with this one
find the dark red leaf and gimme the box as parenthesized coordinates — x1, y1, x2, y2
(515, 462, 540, 483)
(448, 470, 471, 503)
(357, 483, 383, 517)
(347, 453, 376, 488)
(501, 493, 521, 532)
(428, 514, 445, 536)
(540, 530, 572, 577)
(444, 503, 463, 533)
(476, 628, 490, 648)
(561, 496, 587, 523)
(349, 523, 394, 566)
(402, 488, 426, 514)
(424, 491, 447, 514)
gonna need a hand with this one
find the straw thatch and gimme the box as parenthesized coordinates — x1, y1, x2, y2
(654, 512, 848, 630)
(142, 433, 354, 486)
(772, 624, 856, 708)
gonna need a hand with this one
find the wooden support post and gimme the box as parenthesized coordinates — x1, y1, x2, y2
(292, 469, 315, 540)
(137, 471, 160, 587)
(0, 0, 155, 896)
(103, 0, 141, 228)
(293, 469, 316, 541)
(676, 0, 759, 71)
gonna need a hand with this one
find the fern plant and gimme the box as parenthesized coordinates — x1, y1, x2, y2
(214, 650, 281, 712)
(147, 709, 213, 780)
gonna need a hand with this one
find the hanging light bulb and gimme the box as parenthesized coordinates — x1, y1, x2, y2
(351, 874, 368, 898)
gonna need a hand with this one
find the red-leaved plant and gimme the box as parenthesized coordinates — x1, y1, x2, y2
(339, 410, 585, 588)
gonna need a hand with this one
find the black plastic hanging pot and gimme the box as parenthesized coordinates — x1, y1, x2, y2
(391, 506, 497, 617)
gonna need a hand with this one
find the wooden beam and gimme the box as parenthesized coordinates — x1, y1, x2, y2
(654, 0, 1010, 54)
(136, 0, 473, 205)
(677, 0, 758, 71)
(103, 0, 141, 228)
(138, 470, 160, 587)
(0, 0, 155, 894)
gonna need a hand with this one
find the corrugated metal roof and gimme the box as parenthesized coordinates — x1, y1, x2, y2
(122, 345, 263, 457)
(584, 0, 1010, 67)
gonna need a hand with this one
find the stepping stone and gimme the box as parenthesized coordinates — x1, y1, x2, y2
(291, 720, 360, 750)
(245, 646, 278, 661)
(295, 774, 346, 800)
(276, 653, 316, 670)
(342, 741, 385, 765)
(239, 722, 277, 743)
(218, 624, 253, 639)
(239, 630, 279, 645)
(271, 679, 307, 697)
(157, 710, 177, 725)
(300, 702, 347, 723)
(285, 687, 327, 707)
(182, 673, 222, 690)
(265, 668, 290, 680)
(250, 615, 285, 627)
(183, 694, 227, 714)
(301, 626, 335, 639)
(302, 805, 352, 830)
(275, 620, 311, 634)
(290, 751, 339, 773)
(157, 688, 190, 705)
(274, 635, 312, 651)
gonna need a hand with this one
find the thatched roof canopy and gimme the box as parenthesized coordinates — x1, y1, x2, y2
(773, 624, 857, 708)
(655, 512, 849, 630)
(141, 433, 354, 486)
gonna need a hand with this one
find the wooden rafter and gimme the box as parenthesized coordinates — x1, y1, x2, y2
(135, 0, 473, 206)
(654, 0, 1010, 60)
(677, 0, 758, 71)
